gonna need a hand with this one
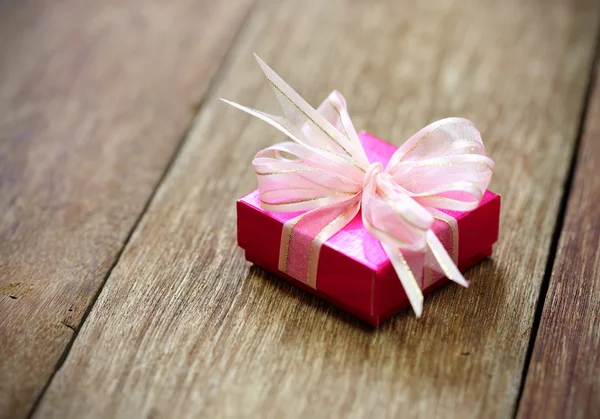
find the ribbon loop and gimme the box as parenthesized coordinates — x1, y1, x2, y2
(223, 55, 494, 317)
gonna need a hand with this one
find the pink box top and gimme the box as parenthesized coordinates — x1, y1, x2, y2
(239, 132, 498, 271)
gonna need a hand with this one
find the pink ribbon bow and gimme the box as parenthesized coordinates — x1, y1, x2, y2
(223, 55, 494, 317)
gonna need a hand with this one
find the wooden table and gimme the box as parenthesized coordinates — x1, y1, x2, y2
(1, 1, 599, 418)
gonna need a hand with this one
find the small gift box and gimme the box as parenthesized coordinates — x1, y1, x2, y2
(238, 132, 500, 326)
(226, 55, 500, 326)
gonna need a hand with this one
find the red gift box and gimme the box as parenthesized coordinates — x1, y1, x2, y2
(238, 132, 501, 326)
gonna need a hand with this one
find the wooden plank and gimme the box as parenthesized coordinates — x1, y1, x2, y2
(0, 1, 253, 417)
(517, 53, 600, 419)
(33, 0, 599, 417)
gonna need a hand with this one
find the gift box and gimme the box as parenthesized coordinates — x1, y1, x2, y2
(228, 55, 500, 326)
(238, 131, 501, 326)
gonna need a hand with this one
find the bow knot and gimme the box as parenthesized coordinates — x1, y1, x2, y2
(363, 162, 383, 191)
(223, 55, 493, 317)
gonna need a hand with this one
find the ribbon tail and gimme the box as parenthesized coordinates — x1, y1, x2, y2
(220, 99, 303, 145)
(253, 54, 362, 159)
(425, 230, 469, 287)
(427, 208, 458, 263)
(381, 243, 424, 318)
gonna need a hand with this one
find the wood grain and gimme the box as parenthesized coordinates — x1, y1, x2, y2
(33, 0, 599, 417)
(0, 1, 253, 417)
(517, 52, 600, 419)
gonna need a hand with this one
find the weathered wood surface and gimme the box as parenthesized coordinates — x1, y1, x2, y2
(0, 1, 253, 417)
(517, 55, 600, 419)
(27, 0, 600, 417)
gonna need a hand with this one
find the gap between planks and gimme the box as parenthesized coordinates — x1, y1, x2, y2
(512, 23, 600, 419)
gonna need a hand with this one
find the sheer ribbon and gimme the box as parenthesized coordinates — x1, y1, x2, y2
(223, 54, 494, 317)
